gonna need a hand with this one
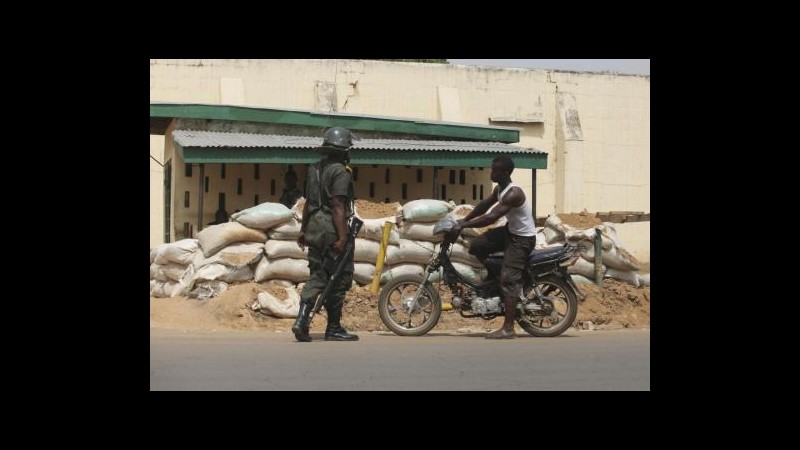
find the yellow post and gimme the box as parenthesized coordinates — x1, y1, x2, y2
(370, 221, 393, 294)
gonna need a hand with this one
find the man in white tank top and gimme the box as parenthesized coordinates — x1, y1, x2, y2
(447, 156, 536, 339)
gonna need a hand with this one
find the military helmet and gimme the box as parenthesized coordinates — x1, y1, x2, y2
(322, 127, 354, 150)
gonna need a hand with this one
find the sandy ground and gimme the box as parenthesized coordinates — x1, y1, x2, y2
(150, 275, 650, 334)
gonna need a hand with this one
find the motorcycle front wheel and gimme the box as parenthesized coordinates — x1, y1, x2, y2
(517, 275, 578, 337)
(378, 275, 441, 336)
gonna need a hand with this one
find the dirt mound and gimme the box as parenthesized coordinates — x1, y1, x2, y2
(355, 199, 401, 219)
(557, 211, 602, 228)
(151, 278, 650, 333)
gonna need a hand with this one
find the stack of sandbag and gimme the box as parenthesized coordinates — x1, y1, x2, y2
(351, 201, 400, 285)
(541, 214, 649, 287)
(190, 211, 272, 296)
(149, 239, 203, 297)
(247, 200, 309, 285)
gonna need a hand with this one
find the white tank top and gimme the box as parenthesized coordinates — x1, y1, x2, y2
(498, 183, 536, 237)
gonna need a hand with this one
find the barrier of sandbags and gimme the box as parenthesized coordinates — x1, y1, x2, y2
(153, 239, 200, 266)
(353, 263, 376, 285)
(385, 239, 435, 265)
(638, 273, 650, 287)
(264, 239, 308, 260)
(194, 263, 254, 283)
(231, 202, 294, 230)
(267, 217, 302, 240)
(196, 242, 265, 268)
(255, 288, 300, 318)
(254, 257, 310, 283)
(399, 199, 453, 222)
(197, 222, 267, 258)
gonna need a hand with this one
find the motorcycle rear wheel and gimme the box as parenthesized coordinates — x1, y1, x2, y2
(517, 275, 578, 337)
(378, 275, 441, 336)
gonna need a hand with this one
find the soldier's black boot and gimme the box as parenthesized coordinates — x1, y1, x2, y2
(324, 302, 359, 341)
(292, 301, 313, 342)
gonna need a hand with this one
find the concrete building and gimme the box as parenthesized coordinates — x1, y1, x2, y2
(150, 59, 649, 261)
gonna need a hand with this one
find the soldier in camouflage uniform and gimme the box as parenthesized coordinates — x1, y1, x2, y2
(292, 127, 359, 342)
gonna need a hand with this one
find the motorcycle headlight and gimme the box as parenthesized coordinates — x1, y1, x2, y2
(432, 217, 458, 235)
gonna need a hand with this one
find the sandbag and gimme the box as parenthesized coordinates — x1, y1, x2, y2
(231, 202, 294, 230)
(150, 245, 166, 264)
(564, 228, 614, 250)
(380, 264, 426, 284)
(197, 222, 267, 258)
(353, 263, 377, 285)
(188, 280, 229, 299)
(194, 263, 254, 283)
(354, 238, 386, 264)
(356, 217, 400, 245)
(154, 239, 200, 266)
(264, 239, 308, 260)
(450, 262, 487, 284)
(256, 288, 300, 318)
(570, 274, 596, 285)
(400, 199, 454, 222)
(433, 242, 482, 268)
(605, 268, 641, 287)
(196, 242, 265, 268)
(543, 226, 563, 244)
(385, 239, 436, 265)
(150, 280, 186, 298)
(398, 221, 443, 242)
(267, 217, 302, 240)
(578, 245, 639, 271)
(157, 262, 189, 282)
(567, 257, 605, 279)
(254, 257, 310, 283)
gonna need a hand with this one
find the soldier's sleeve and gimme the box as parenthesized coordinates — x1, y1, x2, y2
(328, 164, 352, 198)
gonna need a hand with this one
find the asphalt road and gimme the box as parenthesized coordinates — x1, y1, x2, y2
(150, 328, 650, 390)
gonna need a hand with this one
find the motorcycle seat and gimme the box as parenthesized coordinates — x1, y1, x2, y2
(527, 245, 565, 265)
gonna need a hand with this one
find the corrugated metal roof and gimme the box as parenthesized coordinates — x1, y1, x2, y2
(152, 102, 522, 142)
(172, 130, 547, 155)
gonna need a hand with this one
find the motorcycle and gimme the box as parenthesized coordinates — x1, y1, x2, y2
(378, 217, 583, 337)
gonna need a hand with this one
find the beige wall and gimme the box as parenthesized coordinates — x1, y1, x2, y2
(613, 222, 650, 263)
(150, 135, 164, 248)
(150, 59, 649, 260)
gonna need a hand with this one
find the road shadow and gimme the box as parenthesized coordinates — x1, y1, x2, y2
(370, 331, 579, 339)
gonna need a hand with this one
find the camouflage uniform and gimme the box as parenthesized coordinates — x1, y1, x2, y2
(300, 159, 355, 319)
